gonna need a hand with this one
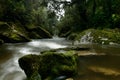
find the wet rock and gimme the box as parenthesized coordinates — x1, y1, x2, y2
(41, 46, 91, 56)
(19, 55, 40, 77)
(0, 22, 30, 43)
(0, 21, 52, 43)
(67, 29, 120, 44)
(28, 72, 42, 80)
(0, 32, 30, 43)
(18, 51, 78, 80)
(27, 26, 52, 39)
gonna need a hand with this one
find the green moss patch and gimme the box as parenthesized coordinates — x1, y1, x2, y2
(19, 51, 78, 80)
(91, 29, 120, 44)
(69, 29, 120, 44)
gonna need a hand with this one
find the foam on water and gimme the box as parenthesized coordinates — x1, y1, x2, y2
(28, 40, 67, 49)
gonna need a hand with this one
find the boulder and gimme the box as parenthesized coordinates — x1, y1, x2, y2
(0, 22, 30, 43)
(0, 32, 30, 43)
(26, 26, 52, 39)
(68, 29, 120, 45)
(0, 21, 52, 43)
(18, 51, 78, 80)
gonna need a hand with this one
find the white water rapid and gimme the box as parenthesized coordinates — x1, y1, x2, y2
(0, 38, 69, 80)
(80, 32, 93, 44)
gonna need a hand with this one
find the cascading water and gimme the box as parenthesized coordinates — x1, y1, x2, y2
(80, 32, 93, 44)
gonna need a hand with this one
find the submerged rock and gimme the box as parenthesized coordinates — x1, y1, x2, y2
(18, 51, 78, 80)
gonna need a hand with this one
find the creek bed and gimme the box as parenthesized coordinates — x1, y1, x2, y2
(0, 38, 120, 80)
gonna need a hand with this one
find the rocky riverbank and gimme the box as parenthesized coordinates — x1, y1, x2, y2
(0, 22, 52, 43)
(67, 29, 120, 45)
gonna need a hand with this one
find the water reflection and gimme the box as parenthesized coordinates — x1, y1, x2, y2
(76, 55, 120, 80)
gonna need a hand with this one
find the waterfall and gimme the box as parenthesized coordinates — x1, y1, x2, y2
(80, 32, 93, 44)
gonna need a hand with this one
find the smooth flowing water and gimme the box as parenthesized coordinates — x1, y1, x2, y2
(0, 38, 69, 80)
(0, 38, 120, 80)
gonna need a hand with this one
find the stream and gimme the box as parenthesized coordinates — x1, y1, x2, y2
(0, 38, 120, 80)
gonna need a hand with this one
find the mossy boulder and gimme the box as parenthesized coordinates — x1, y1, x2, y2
(70, 29, 120, 44)
(18, 51, 78, 80)
(25, 25, 52, 39)
(0, 32, 30, 43)
(27, 72, 42, 80)
(19, 55, 40, 77)
(0, 21, 52, 43)
(91, 29, 120, 44)
(0, 22, 30, 43)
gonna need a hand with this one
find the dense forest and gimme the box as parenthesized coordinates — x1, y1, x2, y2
(0, 0, 120, 44)
(58, 0, 120, 36)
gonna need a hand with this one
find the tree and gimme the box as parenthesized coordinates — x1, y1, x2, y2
(57, 0, 120, 37)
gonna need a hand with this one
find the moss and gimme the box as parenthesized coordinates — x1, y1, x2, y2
(27, 72, 41, 80)
(67, 33, 78, 41)
(9, 32, 30, 42)
(19, 55, 41, 77)
(27, 27, 52, 39)
(0, 21, 53, 43)
(28, 32, 42, 39)
(0, 22, 31, 43)
(70, 29, 120, 44)
(25, 24, 36, 30)
(39, 52, 77, 79)
(91, 29, 120, 44)
(10, 33, 21, 41)
(0, 32, 31, 43)
(19, 51, 78, 80)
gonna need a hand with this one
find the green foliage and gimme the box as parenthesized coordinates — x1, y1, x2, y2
(0, 0, 58, 33)
(58, 0, 120, 36)
(1, 0, 120, 39)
